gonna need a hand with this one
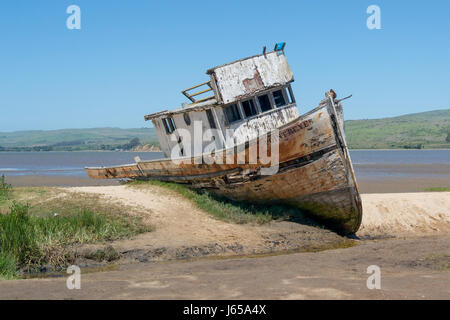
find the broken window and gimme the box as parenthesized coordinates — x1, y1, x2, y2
(224, 104, 241, 124)
(258, 94, 272, 113)
(272, 90, 286, 107)
(162, 117, 176, 134)
(206, 109, 217, 129)
(241, 99, 258, 118)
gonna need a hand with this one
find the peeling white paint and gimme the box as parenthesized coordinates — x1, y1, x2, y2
(210, 51, 294, 104)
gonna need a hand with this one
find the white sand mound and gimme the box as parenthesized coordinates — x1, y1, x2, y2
(67, 186, 450, 237)
(359, 192, 450, 236)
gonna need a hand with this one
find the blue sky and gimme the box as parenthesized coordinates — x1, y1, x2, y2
(1, 0, 449, 131)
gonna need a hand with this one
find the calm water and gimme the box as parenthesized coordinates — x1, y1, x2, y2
(350, 149, 450, 179)
(0, 150, 449, 179)
(350, 149, 450, 165)
(0, 151, 164, 177)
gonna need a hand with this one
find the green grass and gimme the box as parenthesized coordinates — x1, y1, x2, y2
(0, 187, 151, 279)
(424, 187, 450, 192)
(345, 109, 450, 149)
(0, 175, 12, 201)
(129, 180, 316, 226)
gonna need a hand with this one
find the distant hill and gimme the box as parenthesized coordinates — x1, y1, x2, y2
(0, 109, 449, 151)
(0, 127, 159, 151)
(345, 109, 450, 149)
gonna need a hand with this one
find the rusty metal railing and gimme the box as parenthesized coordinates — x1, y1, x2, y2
(181, 81, 215, 103)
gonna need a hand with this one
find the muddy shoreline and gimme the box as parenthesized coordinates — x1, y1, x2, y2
(5, 173, 450, 193)
(2, 236, 449, 299)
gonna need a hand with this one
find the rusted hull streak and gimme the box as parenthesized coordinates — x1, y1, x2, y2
(85, 99, 362, 234)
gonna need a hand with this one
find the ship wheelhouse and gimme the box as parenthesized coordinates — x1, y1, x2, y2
(144, 44, 299, 158)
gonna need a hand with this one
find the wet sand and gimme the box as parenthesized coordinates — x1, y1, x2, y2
(5, 175, 121, 187)
(1, 235, 448, 299)
(4, 174, 450, 193)
(357, 177, 450, 193)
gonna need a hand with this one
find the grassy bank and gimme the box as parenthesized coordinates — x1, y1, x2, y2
(345, 109, 450, 149)
(129, 180, 316, 226)
(0, 184, 150, 279)
(424, 187, 450, 192)
(0, 127, 159, 152)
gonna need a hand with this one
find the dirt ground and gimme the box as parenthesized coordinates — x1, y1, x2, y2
(0, 185, 449, 299)
(68, 185, 354, 264)
(0, 236, 448, 299)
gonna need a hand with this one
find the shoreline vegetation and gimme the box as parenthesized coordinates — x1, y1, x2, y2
(129, 180, 318, 226)
(424, 187, 450, 192)
(0, 109, 449, 151)
(0, 176, 150, 279)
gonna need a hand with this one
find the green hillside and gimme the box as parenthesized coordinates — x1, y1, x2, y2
(0, 127, 158, 151)
(0, 109, 449, 151)
(345, 109, 450, 149)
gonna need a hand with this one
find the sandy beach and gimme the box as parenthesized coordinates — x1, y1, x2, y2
(66, 185, 450, 240)
(3, 174, 450, 241)
(5, 175, 121, 187)
(0, 182, 448, 299)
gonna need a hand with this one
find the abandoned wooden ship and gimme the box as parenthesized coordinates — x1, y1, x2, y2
(85, 43, 363, 234)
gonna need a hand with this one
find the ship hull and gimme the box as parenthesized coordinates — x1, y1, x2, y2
(85, 98, 362, 234)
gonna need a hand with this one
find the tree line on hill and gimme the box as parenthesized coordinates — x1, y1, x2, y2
(0, 137, 145, 152)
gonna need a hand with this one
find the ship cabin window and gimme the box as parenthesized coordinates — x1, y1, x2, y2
(224, 103, 241, 124)
(257, 94, 272, 113)
(242, 99, 258, 117)
(162, 117, 176, 134)
(206, 109, 217, 129)
(272, 89, 286, 107)
(183, 112, 191, 126)
(286, 85, 295, 104)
